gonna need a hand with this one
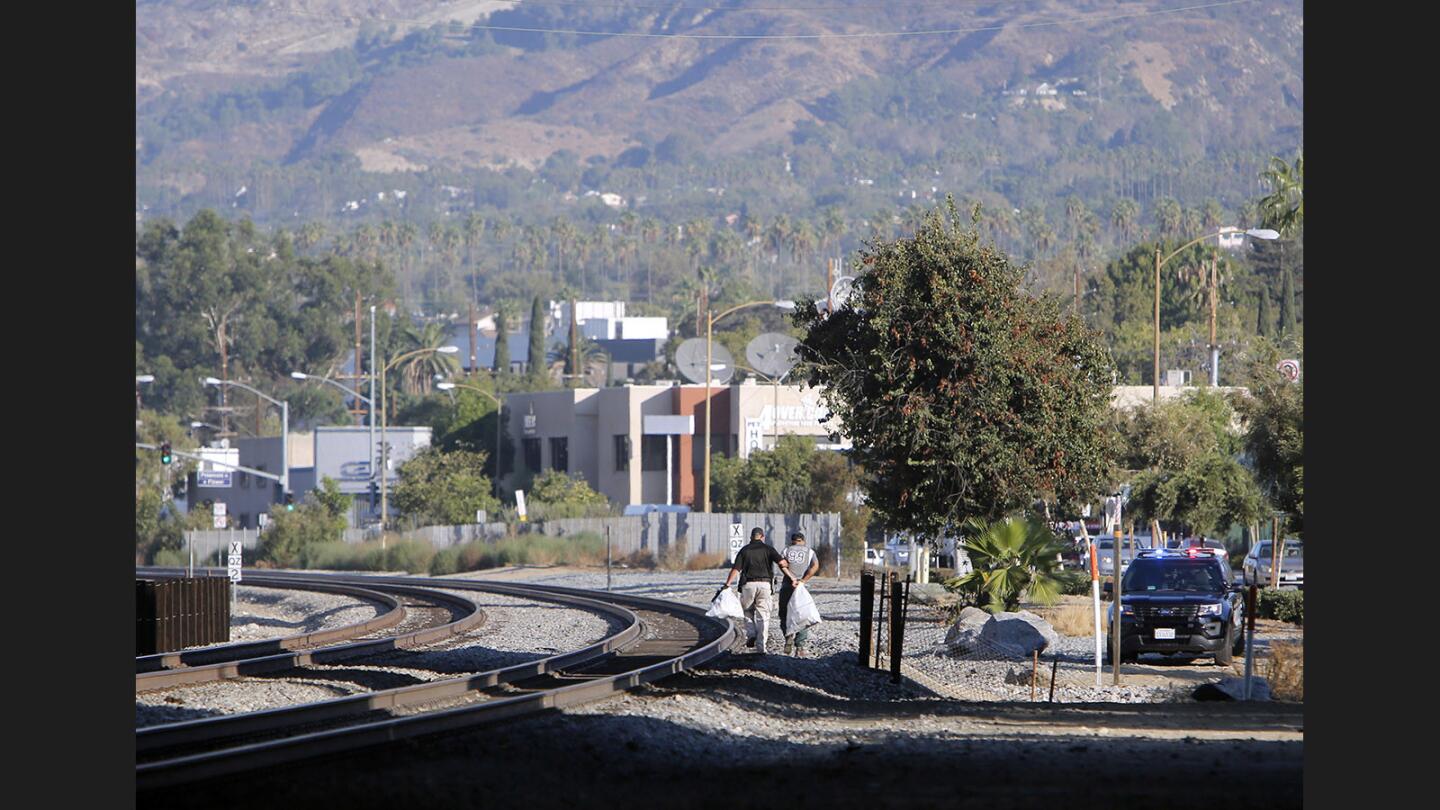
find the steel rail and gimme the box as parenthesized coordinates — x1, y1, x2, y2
(136, 580, 642, 754)
(136, 579, 406, 674)
(136, 572, 736, 791)
(136, 575, 486, 692)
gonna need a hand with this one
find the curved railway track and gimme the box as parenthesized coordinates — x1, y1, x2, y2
(135, 570, 736, 791)
(136, 574, 486, 692)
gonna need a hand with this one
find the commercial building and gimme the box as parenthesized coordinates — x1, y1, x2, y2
(501, 382, 848, 508)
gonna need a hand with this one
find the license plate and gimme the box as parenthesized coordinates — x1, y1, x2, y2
(1154, 628, 1176, 640)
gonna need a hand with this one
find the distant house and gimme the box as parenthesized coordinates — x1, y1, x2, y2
(1035, 83, 1058, 96)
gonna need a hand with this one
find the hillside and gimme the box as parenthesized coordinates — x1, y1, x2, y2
(136, 0, 1302, 236)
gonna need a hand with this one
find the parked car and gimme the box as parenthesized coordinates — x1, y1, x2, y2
(1106, 549, 1246, 666)
(1092, 536, 1150, 577)
(1242, 540, 1304, 589)
(1165, 536, 1227, 552)
(863, 547, 884, 566)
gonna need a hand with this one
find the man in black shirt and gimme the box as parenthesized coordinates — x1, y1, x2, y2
(723, 527, 795, 654)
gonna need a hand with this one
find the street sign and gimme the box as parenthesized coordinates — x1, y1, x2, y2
(515, 490, 528, 522)
(257, 513, 268, 528)
(197, 471, 233, 488)
(229, 540, 243, 583)
(212, 502, 227, 517)
(729, 523, 744, 563)
(213, 515, 228, 529)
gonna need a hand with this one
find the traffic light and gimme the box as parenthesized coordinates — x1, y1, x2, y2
(284, 493, 295, 511)
(159, 442, 173, 465)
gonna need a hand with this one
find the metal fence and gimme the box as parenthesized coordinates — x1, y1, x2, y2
(183, 529, 262, 568)
(198, 513, 843, 565)
(521, 512, 842, 563)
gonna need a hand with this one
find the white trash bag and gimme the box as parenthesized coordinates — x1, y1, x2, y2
(706, 587, 745, 620)
(785, 583, 822, 636)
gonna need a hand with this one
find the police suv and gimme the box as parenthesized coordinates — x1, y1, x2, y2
(1105, 547, 1246, 666)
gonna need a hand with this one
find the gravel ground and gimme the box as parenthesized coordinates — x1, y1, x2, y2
(464, 567, 1299, 704)
(135, 585, 626, 728)
(138, 567, 1302, 809)
(226, 584, 383, 644)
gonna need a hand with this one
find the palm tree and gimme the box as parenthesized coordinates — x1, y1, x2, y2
(1153, 197, 1183, 240)
(1111, 198, 1140, 243)
(948, 516, 1079, 613)
(1259, 152, 1303, 237)
(397, 321, 460, 396)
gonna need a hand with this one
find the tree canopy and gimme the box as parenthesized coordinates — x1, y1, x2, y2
(794, 200, 1119, 542)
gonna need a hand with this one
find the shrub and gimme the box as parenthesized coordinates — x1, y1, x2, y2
(298, 541, 367, 570)
(1062, 575, 1094, 596)
(619, 550, 656, 569)
(1031, 600, 1096, 637)
(1264, 640, 1304, 701)
(658, 538, 689, 571)
(1257, 589, 1303, 624)
(261, 502, 346, 567)
(152, 548, 188, 568)
(947, 516, 1082, 613)
(686, 552, 728, 571)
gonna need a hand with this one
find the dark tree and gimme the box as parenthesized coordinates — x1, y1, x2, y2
(1279, 266, 1297, 336)
(794, 200, 1119, 542)
(493, 307, 510, 375)
(1257, 286, 1274, 338)
(527, 295, 546, 378)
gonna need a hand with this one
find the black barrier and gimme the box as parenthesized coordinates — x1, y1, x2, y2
(136, 576, 230, 655)
(858, 572, 874, 666)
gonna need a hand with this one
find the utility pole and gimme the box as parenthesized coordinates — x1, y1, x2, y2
(1153, 245, 1162, 403)
(468, 300, 477, 380)
(1074, 263, 1081, 317)
(569, 298, 579, 388)
(1208, 255, 1220, 387)
(370, 305, 377, 520)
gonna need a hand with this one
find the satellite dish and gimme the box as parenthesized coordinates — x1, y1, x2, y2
(675, 338, 733, 384)
(830, 276, 857, 306)
(746, 333, 800, 379)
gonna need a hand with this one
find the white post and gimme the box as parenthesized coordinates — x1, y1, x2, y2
(369, 305, 377, 520)
(188, 530, 194, 578)
(665, 434, 673, 505)
(280, 400, 289, 498)
(1081, 520, 1102, 687)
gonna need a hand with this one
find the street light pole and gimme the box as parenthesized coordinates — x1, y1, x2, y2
(1151, 228, 1279, 402)
(204, 377, 289, 497)
(701, 300, 795, 513)
(370, 306, 377, 520)
(291, 371, 377, 517)
(379, 345, 459, 528)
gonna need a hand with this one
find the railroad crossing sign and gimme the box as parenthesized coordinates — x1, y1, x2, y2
(228, 540, 243, 583)
(729, 523, 744, 563)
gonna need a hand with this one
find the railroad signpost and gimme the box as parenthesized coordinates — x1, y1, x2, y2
(228, 540, 243, 583)
(728, 522, 744, 564)
(212, 501, 227, 529)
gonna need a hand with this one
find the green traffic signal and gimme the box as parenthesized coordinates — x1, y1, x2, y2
(284, 493, 295, 511)
(160, 442, 173, 465)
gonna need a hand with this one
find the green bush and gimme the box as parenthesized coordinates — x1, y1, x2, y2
(297, 541, 367, 570)
(1062, 574, 1094, 596)
(1257, 589, 1303, 624)
(152, 548, 188, 568)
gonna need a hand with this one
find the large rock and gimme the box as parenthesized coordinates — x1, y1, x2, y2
(976, 610, 1060, 658)
(942, 607, 991, 653)
(908, 582, 960, 609)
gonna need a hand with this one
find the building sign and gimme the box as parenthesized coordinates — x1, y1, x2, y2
(197, 471, 233, 488)
(758, 395, 828, 430)
(745, 418, 764, 456)
(523, 411, 537, 436)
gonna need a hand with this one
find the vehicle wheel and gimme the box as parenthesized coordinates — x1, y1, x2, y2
(1214, 623, 1235, 666)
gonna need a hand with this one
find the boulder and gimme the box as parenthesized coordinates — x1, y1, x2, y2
(942, 607, 991, 653)
(976, 610, 1060, 658)
(1193, 676, 1271, 702)
(908, 582, 960, 609)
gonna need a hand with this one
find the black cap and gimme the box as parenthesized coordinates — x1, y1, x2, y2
(750, 527, 765, 540)
(791, 531, 805, 542)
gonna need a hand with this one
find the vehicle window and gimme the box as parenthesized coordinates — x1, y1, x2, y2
(1123, 560, 1226, 592)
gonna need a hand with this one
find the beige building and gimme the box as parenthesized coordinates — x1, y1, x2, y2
(502, 382, 848, 508)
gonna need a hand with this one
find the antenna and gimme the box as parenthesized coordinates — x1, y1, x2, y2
(675, 338, 733, 384)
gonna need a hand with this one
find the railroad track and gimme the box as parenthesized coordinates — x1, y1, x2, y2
(135, 572, 486, 692)
(135, 570, 736, 791)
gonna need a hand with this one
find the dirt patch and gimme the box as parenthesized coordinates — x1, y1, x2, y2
(353, 146, 430, 174)
(388, 121, 637, 171)
(1126, 41, 1178, 109)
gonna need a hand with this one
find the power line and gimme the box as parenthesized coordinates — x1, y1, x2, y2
(285, 1, 1256, 41)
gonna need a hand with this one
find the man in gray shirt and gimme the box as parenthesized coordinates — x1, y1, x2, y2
(723, 527, 794, 654)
